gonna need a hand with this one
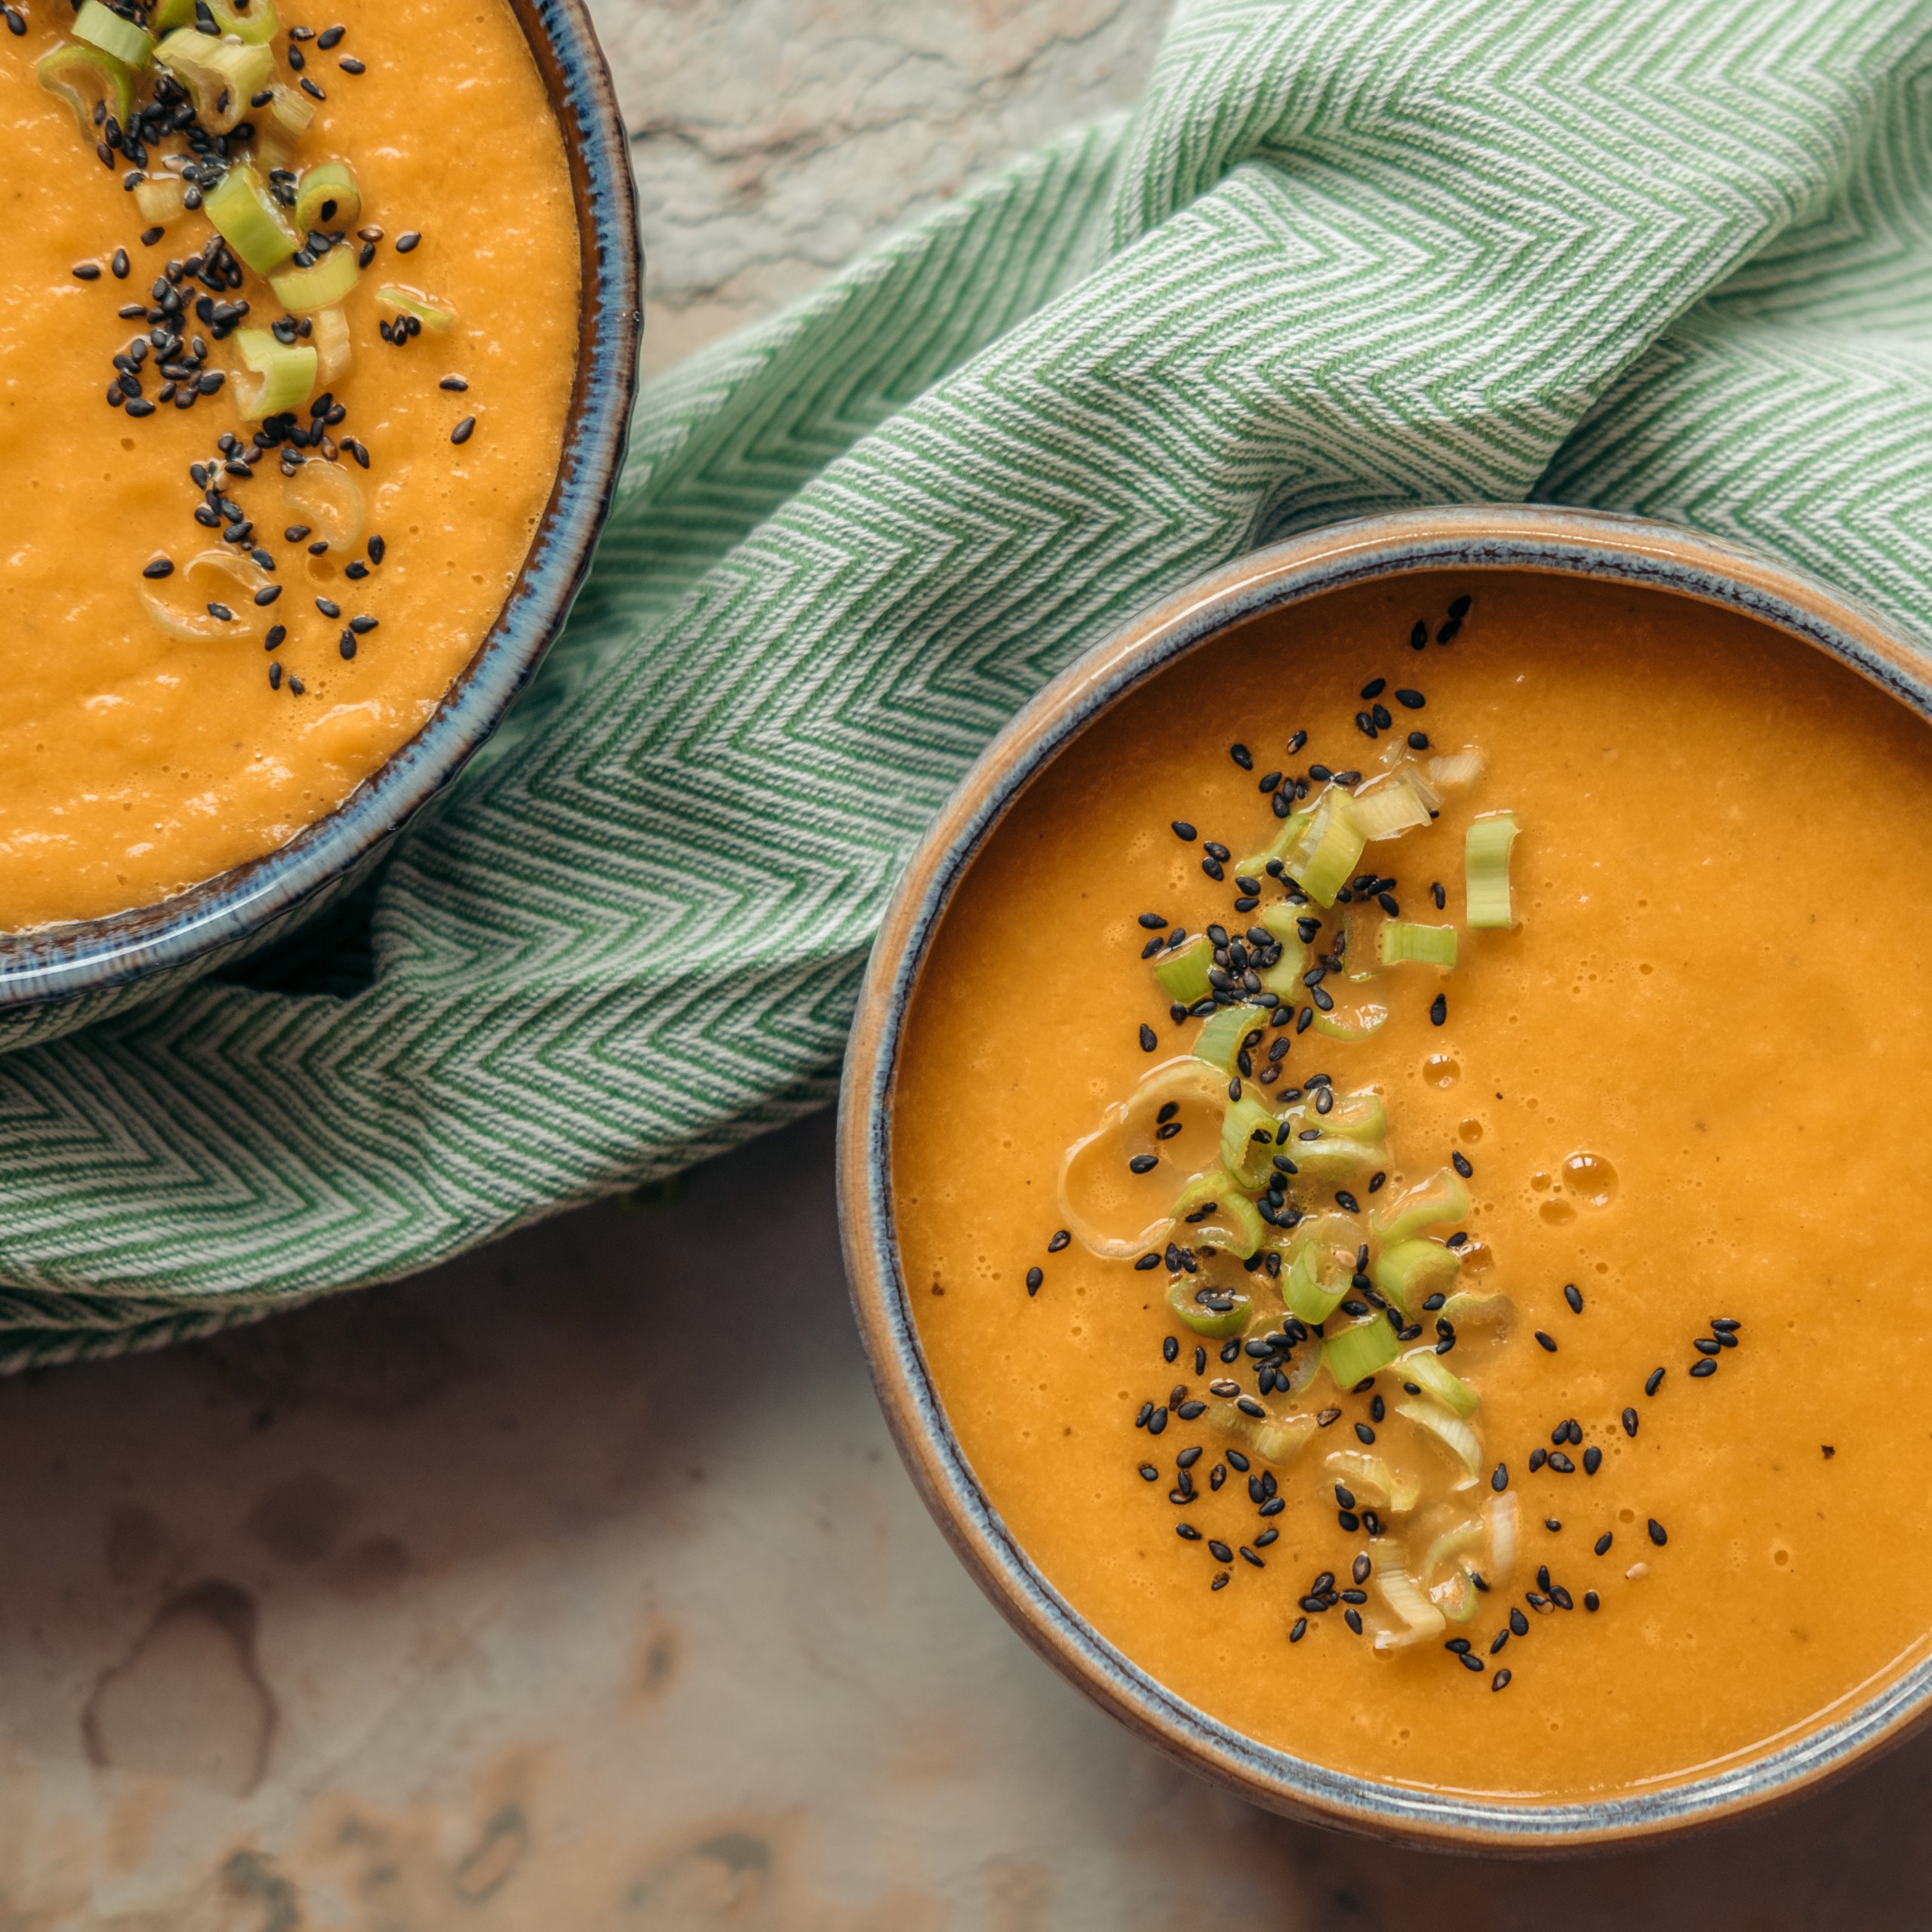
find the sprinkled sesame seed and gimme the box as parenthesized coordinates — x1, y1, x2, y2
(1047, 1229, 1070, 1252)
(1534, 1330, 1556, 1352)
(253, 584, 281, 605)
(140, 557, 174, 579)
(1429, 992, 1447, 1026)
(450, 414, 475, 445)
(396, 231, 421, 252)
(1645, 1367, 1665, 1396)
(73, 262, 102, 281)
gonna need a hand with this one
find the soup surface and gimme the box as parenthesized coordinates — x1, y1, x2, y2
(0, 0, 577, 928)
(894, 570, 1932, 1802)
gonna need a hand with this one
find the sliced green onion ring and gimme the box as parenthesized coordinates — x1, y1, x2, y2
(1152, 934, 1213, 1004)
(37, 42, 134, 141)
(1309, 1000, 1388, 1043)
(1369, 1168, 1472, 1244)
(1372, 1238, 1460, 1313)
(1398, 1346, 1480, 1419)
(375, 283, 456, 331)
(1370, 1542, 1447, 1651)
(1284, 788, 1365, 908)
(1322, 1449, 1420, 1515)
(1165, 1275, 1251, 1340)
(1218, 1093, 1277, 1190)
(270, 245, 360, 313)
(268, 80, 317, 135)
(1283, 1238, 1349, 1325)
(1379, 919, 1457, 969)
(140, 550, 273, 641)
(295, 159, 362, 232)
(1191, 1001, 1269, 1074)
(1281, 1134, 1385, 1195)
(1315, 1090, 1386, 1144)
(1204, 1398, 1315, 1469)
(232, 326, 317, 419)
(1395, 1395, 1484, 1488)
(309, 305, 352, 384)
(204, 159, 297, 271)
(1466, 811, 1519, 929)
(1169, 1167, 1264, 1260)
(1348, 772, 1431, 841)
(75, 0, 154, 70)
(1322, 1315, 1400, 1390)
(132, 173, 188, 226)
(1428, 747, 1485, 790)
(281, 453, 365, 549)
(155, 29, 272, 134)
(1484, 1491, 1520, 1587)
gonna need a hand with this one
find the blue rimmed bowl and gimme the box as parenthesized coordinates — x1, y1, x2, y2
(836, 503, 1932, 1852)
(0, 0, 640, 1032)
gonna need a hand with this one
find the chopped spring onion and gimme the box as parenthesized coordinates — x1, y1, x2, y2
(1283, 1238, 1350, 1325)
(1466, 811, 1519, 930)
(1235, 805, 1313, 881)
(268, 80, 317, 135)
(1309, 1001, 1388, 1044)
(1371, 1237, 1460, 1313)
(149, 0, 194, 26)
(205, 0, 278, 44)
(132, 173, 188, 226)
(1378, 920, 1457, 970)
(232, 326, 316, 420)
(1218, 1094, 1278, 1190)
(1440, 1288, 1514, 1337)
(1285, 1135, 1386, 1196)
(1284, 789, 1365, 908)
(204, 160, 297, 272)
(1192, 1001, 1268, 1074)
(1337, 908, 1380, 983)
(310, 305, 352, 384)
(1431, 1567, 1481, 1623)
(1398, 1346, 1480, 1419)
(281, 454, 366, 549)
(140, 549, 272, 641)
(1347, 772, 1431, 841)
(37, 42, 134, 141)
(1371, 1543, 1446, 1651)
(155, 28, 272, 134)
(1395, 1396, 1483, 1488)
(1484, 1490, 1520, 1586)
(1315, 1089, 1386, 1143)
(1152, 934, 1212, 1004)
(1322, 1450, 1420, 1515)
(74, 0, 153, 69)
(1169, 1168, 1264, 1260)
(1322, 1316, 1400, 1390)
(1368, 1168, 1471, 1244)
(375, 284, 457, 332)
(1165, 1275, 1251, 1340)
(270, 246, 361, 314)
(1427, 747, 1484, 790)
(1206, 1398, 1315, 1469)
(295, 160, 362, 232)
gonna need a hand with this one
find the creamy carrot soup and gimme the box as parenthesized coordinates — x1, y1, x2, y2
(0, 0, 577, 928)
(894, 571, 1932, 1801)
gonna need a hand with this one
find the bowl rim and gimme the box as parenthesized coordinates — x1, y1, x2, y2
(0, 0, 642, 1008)
(836, 502, 1932, 1852)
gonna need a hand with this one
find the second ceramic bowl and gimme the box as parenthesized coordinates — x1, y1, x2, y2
(837, 502, 1932, 1853)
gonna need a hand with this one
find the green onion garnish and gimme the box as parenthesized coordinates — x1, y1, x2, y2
(269, 245, 360, 313)
(1204, 1398, 1315, 1469)
(281, 453, 366, 548)
(1465, 810, 1519, 929)
(375, 284, 457, 332)
(1321, 1315, 1399, 1390)
(1217, 1093, 1278, 1190)
(1377, 919, 1457, 969)
(1168, 1168, 1263, 1260)
(1151, 934, 1212, 1004)
(1190, 1001, 1266, 1074)
(1394, 1395, 1483, 1487)
(310, 306, 352, 384)
(267, 79, 317, 136)
(232, 326, 316, 420)
(1322, 1449, 1420, 1515)
(1370, 1543, 1447, 1651)
(1398, 1346, 1480, 1418)
(73, 0, 153, 70)
(1164, 1275, 1251, 1340)
(1316, 1090, 1386, 1144)
(1346, 773, 1430, 841)
(1283, 1238, 1351, 1325)
(294, 160, 362, 233)
(1308, 1001, 1387, 1043)
(155, 27, 272, 134)
(132, 173, 187, 226)
(205, 0, 278, 45)
(37, 42, 134, 141)
(1371, 1237, 1460, 1314)
(1283, 788, 1365, 908)
(1368, 1168, 1471, 1244)
(204, 160, 297, 273)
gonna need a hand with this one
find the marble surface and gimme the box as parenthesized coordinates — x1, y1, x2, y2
(10, 0, 1932, 1924)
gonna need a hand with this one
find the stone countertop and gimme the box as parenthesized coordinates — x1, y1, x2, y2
(7, 2, 1932, 1925)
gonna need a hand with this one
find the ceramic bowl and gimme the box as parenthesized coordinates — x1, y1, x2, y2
(0, 0, 641, 1015)
(837, 503, 1932, 1852)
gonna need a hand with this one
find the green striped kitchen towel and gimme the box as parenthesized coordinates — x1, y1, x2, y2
(5, 0, 1931, 1365)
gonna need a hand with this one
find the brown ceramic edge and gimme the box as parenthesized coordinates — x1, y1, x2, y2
(836, 503, 1932, 1854)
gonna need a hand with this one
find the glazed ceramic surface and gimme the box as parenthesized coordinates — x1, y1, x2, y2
(0, 0, 641, 1012)
(838, 503, 1932, 1851)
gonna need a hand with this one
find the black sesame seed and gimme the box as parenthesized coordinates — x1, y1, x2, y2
(263, 624, 286, 650)
(1289, 1617, 1307, 1643)
(1528, 1448, 1546, 1472)
(396, 230, 421, 252)
(1690, 1358, 1717, 1378)
(1436, 619, 1460, 645)
(140, 556, 174, 579)
(111, 247, 130, 280)
(1394, 688, 1424, 709)
(1509, 1607, 1528, 1637)
(1645, 1367, 1665, 1396)
(253, 584, 281, 605)
(1547, 1451, 1574, 1474)
(1534, 1331, 1556, 1352)
(315, 595, 340, 617)
(1491, 1463, 1508, 1493)
(1595, 1532, 1613, 1555)
(74, 262, 103, 281)
(1647, 1518, 1668, 1546)
(1228, 742, 1252, 771)
(1583, 1446, 1601, 1475)
(205, 601, 233, 620)
(1023, 1266, 1042, 1297)
(1134, 1254, 1161, 1272)
(1354, 1422, 1375, 1444)
(438, 374, 469, 392)
(1429, 993, 1447, 1026)
(1452, 1151, 1472, 1178)
(1046, 1229, 1070, 1254)
(1176, 1524, 1201, 1542)
(268, 660, 282, 688)
(1584, 1590, 1600, 1612)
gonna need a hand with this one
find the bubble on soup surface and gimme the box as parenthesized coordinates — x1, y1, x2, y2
(1562, 1152, 1619, 1208)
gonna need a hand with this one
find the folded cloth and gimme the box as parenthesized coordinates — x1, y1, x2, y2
(4, 0, 1930, 1366)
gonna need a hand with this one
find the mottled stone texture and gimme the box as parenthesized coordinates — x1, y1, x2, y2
(592, 0, 1170, 371)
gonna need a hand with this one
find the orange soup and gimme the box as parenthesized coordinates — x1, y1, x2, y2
(0, 0, 577, 928)
(894, 571, 1932, 1802)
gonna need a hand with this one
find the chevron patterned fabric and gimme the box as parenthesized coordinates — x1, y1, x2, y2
(5, 0, 1931, 1367)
